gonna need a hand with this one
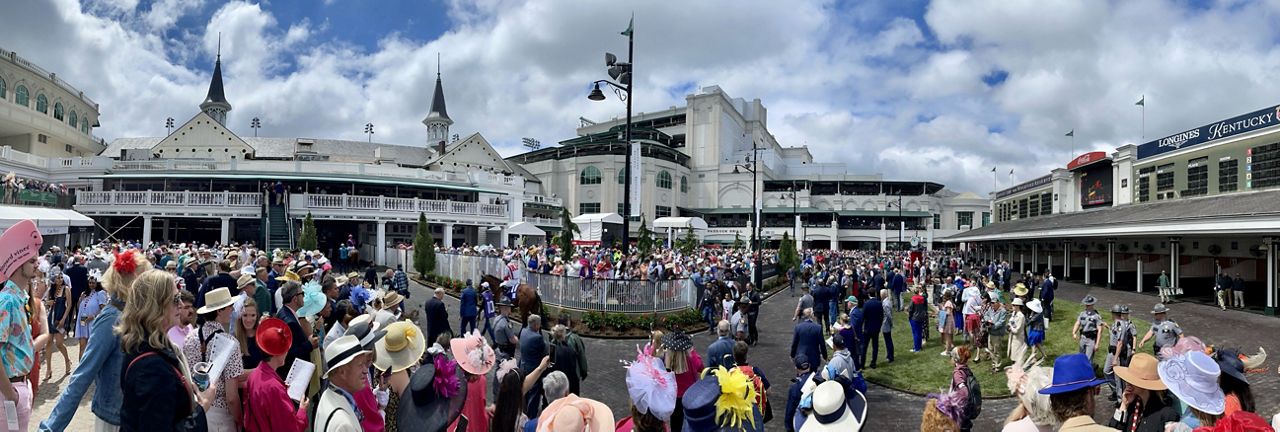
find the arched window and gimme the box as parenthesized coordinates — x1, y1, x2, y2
(35, 94, 47, 114)
(579, 166, 601, 185)
(617, 168, 626, 184)
(14, 86, 27, 107)
(53, 102, 64, 120)
(656, 170, 672, 189)
(81, 117, 90, 134)
(681, 175, 688, 193)
(0, 77, 6, 99)
(68, 110, 77, 128)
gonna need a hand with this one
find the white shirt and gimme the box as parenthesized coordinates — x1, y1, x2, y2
(962, 286, 981, 315)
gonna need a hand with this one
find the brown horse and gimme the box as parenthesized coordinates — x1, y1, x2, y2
(479, 274, 544, 324)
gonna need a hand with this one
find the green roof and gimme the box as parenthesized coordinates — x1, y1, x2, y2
(87, 172, 501, 194)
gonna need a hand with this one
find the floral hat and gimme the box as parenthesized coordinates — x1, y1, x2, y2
(449, 330, 495, 376)
(626, 346, 677, 422)
(1159, 351, 1225, 415)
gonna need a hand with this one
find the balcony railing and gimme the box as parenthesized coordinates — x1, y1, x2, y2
(524, 194, 563, 206)
(76, 190, 262, 207)
(523, 216, 560, 226)
(295, 193, 506, 218)
(0, 146, 112, 171)
(110, 159, 519, 188)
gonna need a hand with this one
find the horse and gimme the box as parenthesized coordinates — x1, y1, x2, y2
(479, 274, 544, 324)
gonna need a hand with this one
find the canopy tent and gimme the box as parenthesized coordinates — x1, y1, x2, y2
(0, 206, 93, 235)
(569, 213, 624, 245)
(652, 216, 708, 230)
(505, 221, 546, 237)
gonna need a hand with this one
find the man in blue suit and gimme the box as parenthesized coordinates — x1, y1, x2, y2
(790, 308, 826, 371)
(890, 268, 907, 311)
(868, 269, 885, 304)
(707, 320, 737, 369)
(1041, 271, 1056, 320)
(861, 293, 884, 369)
(274, 282, 313, 378)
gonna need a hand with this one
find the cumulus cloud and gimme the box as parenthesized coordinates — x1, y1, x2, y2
(5, 0, 1280, 196)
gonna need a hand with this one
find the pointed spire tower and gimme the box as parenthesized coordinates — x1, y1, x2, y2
(422, 54, 452, 149)
(201, 34, 232, 125)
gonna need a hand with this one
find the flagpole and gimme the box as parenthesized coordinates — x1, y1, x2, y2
(1142, 96, 1146, 141)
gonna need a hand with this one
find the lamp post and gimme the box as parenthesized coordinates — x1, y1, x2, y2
(364, 123, 374, 142)
(781, 182, 799, 244)
(733, 140, 763, 288)
(587, 18, 635, 250)
(251, 117, 261, 137)
(165, 117, 174, 135)
(885, 189, 903, 250)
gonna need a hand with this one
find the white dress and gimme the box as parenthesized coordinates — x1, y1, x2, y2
(1007, 310, 1028, 368)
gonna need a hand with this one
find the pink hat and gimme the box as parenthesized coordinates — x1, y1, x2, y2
(449, 330, 495, 376)
(0, 220, 42, 283)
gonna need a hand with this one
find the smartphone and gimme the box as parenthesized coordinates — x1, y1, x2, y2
(454, 415, 468, 432)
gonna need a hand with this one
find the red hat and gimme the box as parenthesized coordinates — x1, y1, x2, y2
(256, 318, 292, 357)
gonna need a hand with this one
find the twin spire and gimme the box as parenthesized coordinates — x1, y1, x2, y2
(200, 33, 231, 125)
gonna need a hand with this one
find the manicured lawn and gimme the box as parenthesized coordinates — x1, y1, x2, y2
(860, 299, 1151, 397)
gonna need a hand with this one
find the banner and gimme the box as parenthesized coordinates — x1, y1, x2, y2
(629, 140, 641, 217)
(1137, 104, 1280, 159)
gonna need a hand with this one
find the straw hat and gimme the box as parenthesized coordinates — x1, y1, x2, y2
(274, 270, 301, 283)
(1013, 283, 1028, 296)
(375, 321, 427, 373)
(196, 288, 236, 314)
(381, 290, 405, 310)
(344, 315, 386, 350)
(323, 335, 370, 379)
(1114, 353, 1166, 390)
(800, 381, 866, 432)
(537, 394, 615, 432)
(1160, 351, 1225, 415)
(237, 273, 255, 288)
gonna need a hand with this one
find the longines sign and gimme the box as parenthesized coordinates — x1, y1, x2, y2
(1137, 104, 1280, 159)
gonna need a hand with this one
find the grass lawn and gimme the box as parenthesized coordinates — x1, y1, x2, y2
(861, 299, 1152, 397)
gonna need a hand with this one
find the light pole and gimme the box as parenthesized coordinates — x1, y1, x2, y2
(364, 123, 374, 142)
(165, 117, 174, 135)
(251, 117, 261, 137)
(587, 18, 635, 250)
(885, 189, 904, 250)
(733, 140, 763, 288)
(781, 181, 799, 244)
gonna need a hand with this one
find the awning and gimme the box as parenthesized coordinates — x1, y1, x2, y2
(762, 207, 831, 214)
(505, 221, 546, 236)
(653, 216, 708, 230)
(570, 213, 624, 224)
(0, 206, 94, 235)
(86, 173, 503, 194)
(837, 210, 932, 218)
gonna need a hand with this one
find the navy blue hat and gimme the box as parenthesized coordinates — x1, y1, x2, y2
(681, 375, 721, 431)
(1039, 354, 1108, 395)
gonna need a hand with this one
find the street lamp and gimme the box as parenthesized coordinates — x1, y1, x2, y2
(251, 117, 261, 137)
(885, 189, 904, 250)
(165, 117, 174, 135)
(364, 123, 374, 142)
(733, 140, 764, 288)
(780, 181, 799, 245)
(587, 18, 635, 250)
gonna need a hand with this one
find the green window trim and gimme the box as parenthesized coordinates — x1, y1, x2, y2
(0, 77, 6, 99)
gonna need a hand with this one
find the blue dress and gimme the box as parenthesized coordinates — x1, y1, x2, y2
(76, 290, 107, 337)
(48, 285, 69, 334)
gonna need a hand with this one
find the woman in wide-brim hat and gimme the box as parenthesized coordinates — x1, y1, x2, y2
(449, 330, 495, 432)
(1107, 353, 1179, 431)
(1023, 299, 1047, 367)
(1159, 351, 1226, 427)
(395, 349, 467, 432)
(1214, 349, 1256, 416)
(186, 287, 245, 432)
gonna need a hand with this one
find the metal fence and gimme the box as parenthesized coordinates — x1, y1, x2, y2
(430, 253, 696, 313)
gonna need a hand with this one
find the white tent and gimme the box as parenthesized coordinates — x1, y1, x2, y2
(505, 221, 546, 237)
(653, 216, 707, 247)
(0, 206, 93, 235)
(570, 213, 624, 243)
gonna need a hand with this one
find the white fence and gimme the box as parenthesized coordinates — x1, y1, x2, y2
(427, 253, 696, 313)
(76, 190, 262, 207)
(296, 193, 506, 218)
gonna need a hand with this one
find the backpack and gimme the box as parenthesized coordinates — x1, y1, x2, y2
(959, 367, 982, 420)
(738, 365, 771, 423)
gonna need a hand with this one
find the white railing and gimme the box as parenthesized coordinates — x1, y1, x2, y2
(0, 147, 111, 171)
(110, 159, 483, 186)
(295, 193, 507, 218)
(523, 216, 560, 226)
(76, 190, 262, 207)
(0, 146, 48, 168)
(524, 194, 563, 206)
(430, 253, 696, 312)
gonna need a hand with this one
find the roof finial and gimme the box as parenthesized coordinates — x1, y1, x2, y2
(217, 32, 222, 61)
(436, 52, 440, 78)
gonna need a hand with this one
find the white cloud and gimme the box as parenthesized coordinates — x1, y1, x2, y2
(7, 0, 1280, 196)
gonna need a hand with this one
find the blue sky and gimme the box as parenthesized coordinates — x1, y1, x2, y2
(6, 0, 1280, 194)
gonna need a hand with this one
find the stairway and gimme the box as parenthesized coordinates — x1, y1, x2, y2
(266, 203, 292, 250)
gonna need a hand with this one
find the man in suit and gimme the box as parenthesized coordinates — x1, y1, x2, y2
(868, 269, 886, 304)
(890, 268, 907, 311)
(274, 282, 313, 378)
(707, 320, 737, 369)
(424, 287, 452, 344)
(861, 293, 885, 369)
(789, 308, 826, 371)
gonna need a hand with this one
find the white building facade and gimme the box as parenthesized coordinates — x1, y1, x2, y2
(510, 86, 991, 250)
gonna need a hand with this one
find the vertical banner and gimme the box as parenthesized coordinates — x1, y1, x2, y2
(629, 141, 642, 217)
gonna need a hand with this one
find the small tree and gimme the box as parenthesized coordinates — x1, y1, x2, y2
(557, 207, 579, 261)
(637, 214, 654, 256)
(676, 228, 699, 255)
(732, 232, 744, 250)
(299, 212, 318, 251)
(777, 232, 800, 276)
(414, 212, 435, 275)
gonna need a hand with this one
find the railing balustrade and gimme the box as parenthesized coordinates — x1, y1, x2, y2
(76, 190, 261, 207)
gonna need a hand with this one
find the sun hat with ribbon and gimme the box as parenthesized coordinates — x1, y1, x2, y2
(397, 352, 467, 432)
(1039, 354, 1107, 395)
(1013, 283, 1029, 296)
(344, 314, 386, 350)
(1114, 353, 1166, 391)
(800, 380, 866, 432)
(323, 335, 371, 378)
(537, 394, 615, 432)
(0, 220, 41, 283)
(255, 317, 292, 357)
(196, 287, 236, 315)
(375, 320, 427, 373)
(274, 270, 301, 283)
(1159, 351, 1226, 415)
(381, 290, 405, 310)
(449, 330, 495, 376)
(626, 346, 677, 422)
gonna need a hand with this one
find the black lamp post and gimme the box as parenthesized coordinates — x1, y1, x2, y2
(733, 140, 763, 288)
(885, 189, 903, 250)
(587, 19, 635, 250)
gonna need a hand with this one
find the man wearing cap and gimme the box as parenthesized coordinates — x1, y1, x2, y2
(242, 318, 309, 432)
(1137, 304, 1182, 359)
(479, 282, 497, 340)
(1104, 305, 1136, 402)
(492, 297, 518, 359)
(315, 335, 371, 432)
(1073, 295, 1108, 362)
(0, 221, 42, 431)
(1041, 353, 1119, 431)
(784, 354, 814, 432)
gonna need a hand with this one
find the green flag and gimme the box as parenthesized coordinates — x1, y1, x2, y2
(621, 15, 633, 36)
